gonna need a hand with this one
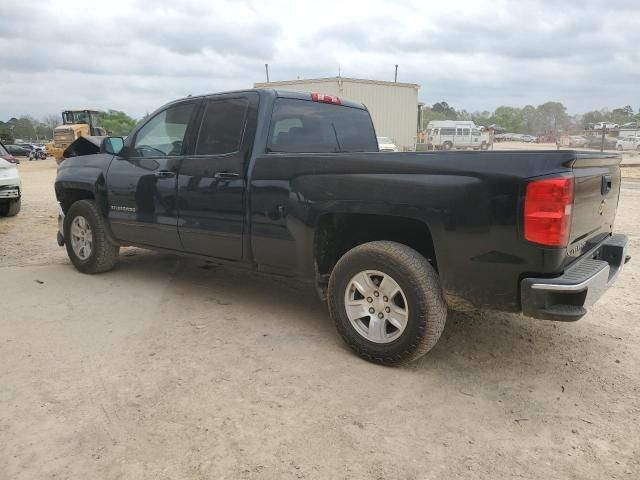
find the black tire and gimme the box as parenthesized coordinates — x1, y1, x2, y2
(64, 200, 119, 273)
(442, 142, 453, 151)
(480, 142, 489, 150)
(328, 241, 447, 366)
(0, 198, 21, 217)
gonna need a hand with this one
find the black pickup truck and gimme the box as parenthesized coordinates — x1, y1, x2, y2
(55, 89, 630, 365)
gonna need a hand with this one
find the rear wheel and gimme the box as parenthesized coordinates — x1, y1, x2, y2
(328, 241, 447, 366)
(64, 200, 119, 273)
(442, 142, 453, 151)
(480, 141, 489, 150)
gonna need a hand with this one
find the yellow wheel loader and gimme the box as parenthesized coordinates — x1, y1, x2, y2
(48, 110, 107, 164)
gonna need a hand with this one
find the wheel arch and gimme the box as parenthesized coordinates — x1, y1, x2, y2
(313, 212, 438, 299)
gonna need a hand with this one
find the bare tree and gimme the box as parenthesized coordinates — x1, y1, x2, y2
(43, 114, 61, 131)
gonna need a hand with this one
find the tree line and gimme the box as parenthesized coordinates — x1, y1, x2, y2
(421, 102, 640, 134)
(0, 110, 138, 144)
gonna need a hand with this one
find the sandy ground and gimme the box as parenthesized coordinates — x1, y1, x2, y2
(1, 158, 639, 479)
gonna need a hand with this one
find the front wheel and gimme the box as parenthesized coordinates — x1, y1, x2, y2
(480, 142, 489, 150)
(0, 198, 20, 217)
(64, 200, 119, 273)
(442, 142, 453, 151)
(328, 241, 447, 366)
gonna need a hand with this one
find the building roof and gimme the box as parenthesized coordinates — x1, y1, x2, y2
(254, 76, 419, 89)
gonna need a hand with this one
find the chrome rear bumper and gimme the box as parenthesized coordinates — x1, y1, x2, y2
(521, 234, 630, 321)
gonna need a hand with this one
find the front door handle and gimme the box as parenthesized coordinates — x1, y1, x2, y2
(214, 172, 240, 179)
(602, 174, 612, 195)
(155, 170, 175, 178)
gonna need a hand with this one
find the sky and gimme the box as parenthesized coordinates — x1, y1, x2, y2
(1, 0, 639, 121)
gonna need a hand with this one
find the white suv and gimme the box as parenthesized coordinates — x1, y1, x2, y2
(616, 136, 640, 151)
(0, 143, 21, 216)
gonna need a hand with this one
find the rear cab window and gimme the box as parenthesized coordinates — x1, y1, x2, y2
(267, 98, 378, 153)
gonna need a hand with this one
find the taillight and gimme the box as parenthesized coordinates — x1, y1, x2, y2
(524, 177, 574, 247)
(311, 92, 341, 105)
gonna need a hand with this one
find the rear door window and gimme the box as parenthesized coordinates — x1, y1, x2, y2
(195, 97, 249, 155)
(267, 98, 378, 153)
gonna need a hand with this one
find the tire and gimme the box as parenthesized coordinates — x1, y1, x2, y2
(0, 198, 21, 217)
(64, 200, 119, 273)
(328, 241, 447, 366)
(442, 142, 452, 151)
(38, 151, 46, 160)
(617, 145, 623, 151)
(480, 142, 489, 150)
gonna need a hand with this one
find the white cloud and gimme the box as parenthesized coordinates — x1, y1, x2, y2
(0, 0, 638, 120)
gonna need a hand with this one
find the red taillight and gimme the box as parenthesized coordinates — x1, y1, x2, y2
(524, 177, 574, 247)
(311, 92, 341, 105)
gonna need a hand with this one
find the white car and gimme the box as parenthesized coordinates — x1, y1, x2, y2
(377, 136, 399, 152)
(616, 136, 640, 151)
(593, 122, 618, 130)
(0, 145, 22, 216)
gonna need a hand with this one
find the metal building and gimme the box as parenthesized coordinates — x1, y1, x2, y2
(254, 77, 420, 151)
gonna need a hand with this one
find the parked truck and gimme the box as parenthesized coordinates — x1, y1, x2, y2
(55, 89, 630, 365)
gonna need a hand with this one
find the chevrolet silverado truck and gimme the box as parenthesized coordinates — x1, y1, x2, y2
(55, 89, 630, 365)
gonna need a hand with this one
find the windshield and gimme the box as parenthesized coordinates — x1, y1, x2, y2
(62, 111, 101, 126)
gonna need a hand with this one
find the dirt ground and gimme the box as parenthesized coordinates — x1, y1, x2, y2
(1, 158, 639, 479)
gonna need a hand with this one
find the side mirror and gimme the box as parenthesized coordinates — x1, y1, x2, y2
(102, 137, 125, 155)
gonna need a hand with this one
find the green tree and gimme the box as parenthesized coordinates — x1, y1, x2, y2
(0, 122, 14, 144)
(431, 101, 457, 119)
(471, 111, 492, 128)
(521, 105, 538, 133)
(101, 110, 138, 136)
(13, 116, 36, 141)
(536, 102, 569, 133)
(491, 106, 525, 132)
(582, 110, 605, 128)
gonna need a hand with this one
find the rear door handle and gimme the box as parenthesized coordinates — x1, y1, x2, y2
(155, 170, 175, 178)
(214, 172, 240, 179)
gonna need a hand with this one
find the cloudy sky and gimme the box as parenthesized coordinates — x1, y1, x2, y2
(1, 0, 638, 120)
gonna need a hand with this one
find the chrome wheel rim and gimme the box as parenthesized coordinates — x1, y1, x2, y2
(70, 215, 93, 261)
(344, 270, 409, 344)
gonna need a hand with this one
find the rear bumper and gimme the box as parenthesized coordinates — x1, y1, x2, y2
(521, 234, 630, 321)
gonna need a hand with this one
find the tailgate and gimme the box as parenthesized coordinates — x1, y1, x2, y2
(567, 153, 622, 261)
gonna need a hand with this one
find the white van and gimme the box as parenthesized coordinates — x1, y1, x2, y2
(426, 120, 491, 151)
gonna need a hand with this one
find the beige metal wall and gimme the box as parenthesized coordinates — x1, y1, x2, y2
(254, 78, 419, 151)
